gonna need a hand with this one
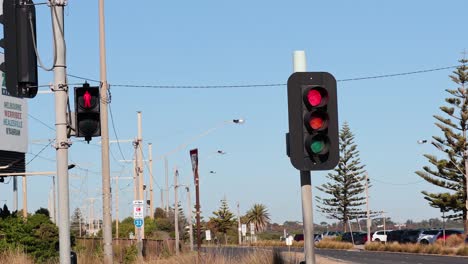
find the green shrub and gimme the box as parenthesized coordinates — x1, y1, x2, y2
(123, 244, 138, 264)
(0, 214, 59, 262)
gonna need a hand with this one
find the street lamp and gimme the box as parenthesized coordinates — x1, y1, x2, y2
(233, 119, 245, 124)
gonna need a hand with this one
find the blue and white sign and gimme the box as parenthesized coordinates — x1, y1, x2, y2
(134, 219, 144, 228)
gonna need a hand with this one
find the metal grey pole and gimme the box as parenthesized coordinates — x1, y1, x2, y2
(115, 176, 119, 239)
(137, 112, 144, 238)
(237, 202, 241, 245)
(174, 168, 180, 255)
(165, 157, 169, 212)
(13, 177, 17, 211)
(135, 112, 143, 256)
(53, 176, 57, 224)
(22, 176, 27, 218)
(365, 172, 371, 243)
(186, 186, 194, 251)
(294, 50, 315, 264)
(98, 0, 113, 262)
(52, 2, 71, 263)
(149, 143, 154, 219)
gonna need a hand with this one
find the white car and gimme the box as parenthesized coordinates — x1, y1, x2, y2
(372, 230, 392, 242)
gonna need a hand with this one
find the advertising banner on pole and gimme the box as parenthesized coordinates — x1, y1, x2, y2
(0, 55, 28, 153)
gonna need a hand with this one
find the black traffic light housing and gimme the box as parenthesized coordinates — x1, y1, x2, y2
(287, 72, 339, 171)
(74, 83, 101, 142)
(0, 0, 38, 98)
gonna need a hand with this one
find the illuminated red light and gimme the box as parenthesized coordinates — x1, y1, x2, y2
(83, 91, 92, 109)
(307, 89, 322, 107)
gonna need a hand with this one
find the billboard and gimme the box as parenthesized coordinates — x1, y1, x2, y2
(0, 54, 28, 153)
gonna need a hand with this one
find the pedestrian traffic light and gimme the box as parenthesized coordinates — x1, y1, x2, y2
(74, 84, 101, 142)
(286, 72, 339, 171)
(0, 0, 38, 98)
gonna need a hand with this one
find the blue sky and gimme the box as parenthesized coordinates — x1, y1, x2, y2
(1, 0, 467, 226)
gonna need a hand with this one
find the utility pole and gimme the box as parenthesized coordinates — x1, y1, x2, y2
(174, 168, 180, 255)
(13, 177, 17, 211)
(135, 111, 144, 256)
(194, 158, 201, 259)
(294, 51, 316, 264)
(465, 150, 468, 237)
(111, 175, 133, 239)
(165, 157, 169, 212)
(149, 143, 154, 219)
(51, 1, 71, 262)
(237, 202, 242, 245)
(186, 186, 194, 251)
(87, 197, 97, 235)
(97, 0, 113, 261)
(365, 172, 371, 243)
(115, 176, 119, 239)
(22, 176, 27, 218)
(52, 176, 57, 223)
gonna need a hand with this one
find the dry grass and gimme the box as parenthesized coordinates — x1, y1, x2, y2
(2, 248, 347, 264)
(434, 235, 464, 247)
(252, 240, 304, 248)
(365, 241, 468, 256)
(144, 250, 345, 264)
(0, 249, 35, 264)
(315, 238, 353, 250)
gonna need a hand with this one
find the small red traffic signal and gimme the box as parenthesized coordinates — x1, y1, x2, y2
(74, 84, 101, 142)
(287, 72, 339, 171)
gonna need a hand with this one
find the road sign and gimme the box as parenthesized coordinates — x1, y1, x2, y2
(286, 235, 293, 246)
(133, 205, 144, 219)
(134, 219, 143, 228)
(133, 200, 144, 205)
(205, 230, 211, 241)
(241, 224, 247, 236)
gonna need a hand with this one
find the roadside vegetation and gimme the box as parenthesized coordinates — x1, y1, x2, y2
(365, 235, 468, 256)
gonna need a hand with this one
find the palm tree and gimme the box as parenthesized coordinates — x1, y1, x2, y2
(245, 204, 270, 233)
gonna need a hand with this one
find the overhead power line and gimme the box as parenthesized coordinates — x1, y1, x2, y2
(65, 65, 459, 89)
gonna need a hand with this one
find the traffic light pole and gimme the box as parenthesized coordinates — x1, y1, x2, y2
(51, 3, 71, 263)
(294, 50, 316, 264)
(98, 0, 114, 262)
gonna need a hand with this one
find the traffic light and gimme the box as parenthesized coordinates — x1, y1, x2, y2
(0, 0, 38, 98)
(286, 72, 339, 171)
(74, 83, 101, 142)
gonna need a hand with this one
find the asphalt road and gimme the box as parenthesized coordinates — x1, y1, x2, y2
(315, 248, 468, 264)
(203, 246, 468, 264)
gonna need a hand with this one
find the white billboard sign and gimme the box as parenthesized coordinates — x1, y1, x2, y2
(0, 55, 28, 153)
(205, 230, 211, 241)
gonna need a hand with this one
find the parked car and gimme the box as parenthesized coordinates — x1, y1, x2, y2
(319, 231, 341, 241)
(386, 229, 406, 243)
(293, 234, 304, 242)
(342, 232, 367, 245)
(436, 229, 463, 242)
(417, 229, 441, 244)
(400, 229, 426, 243)
(372, 230, 392, 242)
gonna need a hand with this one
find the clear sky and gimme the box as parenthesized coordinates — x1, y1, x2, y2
(1, 0, 468, 226)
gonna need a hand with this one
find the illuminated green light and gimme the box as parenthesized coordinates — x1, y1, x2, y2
(310, 140, 325, 154)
